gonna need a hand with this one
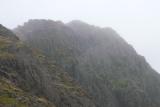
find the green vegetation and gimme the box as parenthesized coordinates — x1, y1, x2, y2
(111, 79, 129, 90)
(0, 78, 27, 107)
(15, 41, 26, 49)
(0, 37, 15, 60)
(0, 24, 94, 107)
(14, 19, 160, 107)
(0, 77, 55, 107)
(0, 52, 15, 60)
(0, 37, 12, 49)
(0, 24, 18, 39)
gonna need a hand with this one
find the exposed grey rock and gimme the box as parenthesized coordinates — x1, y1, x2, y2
(14, 19, 160, 107)
(0, 24, 96, 107)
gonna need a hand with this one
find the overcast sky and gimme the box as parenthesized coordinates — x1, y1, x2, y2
(1, 0, 160, 72)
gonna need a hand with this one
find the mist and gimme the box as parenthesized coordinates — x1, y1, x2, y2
(1, 0, 160, 72)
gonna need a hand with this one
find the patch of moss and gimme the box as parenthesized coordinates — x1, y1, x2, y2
(0, 37, 15, 60)
(0, 52, 15, 60)
(0, 96, 16, 105)
(55, 73, 86, 97)
(0, 78, 56, 107)
(111, 79, 129, 90)
(0, 37, 12, 49)
(31, 48, 46, 62)
(16, 41, 26, 49)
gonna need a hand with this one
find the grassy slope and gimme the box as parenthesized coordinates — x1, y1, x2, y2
(0, 77, 56, 107)
(0, 25, 95, 107)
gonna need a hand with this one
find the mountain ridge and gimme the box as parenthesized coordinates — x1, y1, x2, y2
(14, 19, 160, 107)
(0, 24, 96, 107)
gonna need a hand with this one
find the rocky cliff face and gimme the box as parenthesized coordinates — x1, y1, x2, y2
(0, 24, 96, 107)
(15, 19, 160, 107)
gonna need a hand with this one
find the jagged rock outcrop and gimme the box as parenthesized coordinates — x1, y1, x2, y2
(15, 19, 160, 107)
(0, 24, 96, 107)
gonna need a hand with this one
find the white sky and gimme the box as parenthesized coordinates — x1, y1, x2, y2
(1, 0, 160, 72)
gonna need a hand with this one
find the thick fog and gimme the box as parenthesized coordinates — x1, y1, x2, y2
(1, 0, 160, 72)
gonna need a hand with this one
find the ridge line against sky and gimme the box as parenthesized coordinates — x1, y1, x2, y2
(1, 0, 160, 72)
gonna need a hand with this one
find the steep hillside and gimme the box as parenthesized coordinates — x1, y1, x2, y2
(15, 19, 160, 107)
(0, 24, 96, 107)
(0, 77, 56, 107)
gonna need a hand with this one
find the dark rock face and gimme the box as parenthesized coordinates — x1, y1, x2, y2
(0, 24, 19, 40)
(0, 24, 96, 107)
(14, 19, 160, 107)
